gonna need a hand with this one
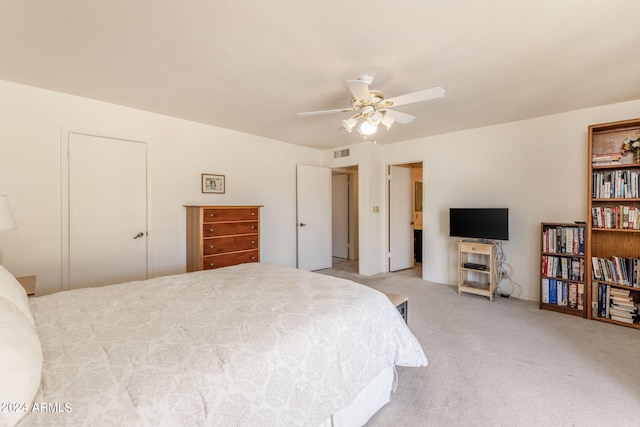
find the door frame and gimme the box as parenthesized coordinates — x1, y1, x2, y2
(330, 162, 362, 273)
(383, 158, 425, 275)
(388, 164, 414, 272)
(60, 127, 153, 290)
(331, 172, 349, 259)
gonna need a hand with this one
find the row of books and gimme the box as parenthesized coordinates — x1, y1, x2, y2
(591, 205, 640, 230)
(592, 170, 640, 199)
(541, 226, 585, 255)
(541, 255, 585, 281)
(592, 256, 640, 287)
(541, 279, 584, 310)
(592, 152, 623, 166)
(594, 283, 639, 324)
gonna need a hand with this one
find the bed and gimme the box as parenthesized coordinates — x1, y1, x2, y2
(1, 262, 427, 426)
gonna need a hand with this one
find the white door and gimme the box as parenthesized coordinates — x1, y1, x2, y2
(332, 173, 349, 259)
(389, 165, 413, 271)
(297, 164, 332, 271)
(67, 133, 148, 289)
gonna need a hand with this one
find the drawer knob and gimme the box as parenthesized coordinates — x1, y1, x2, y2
(210, 263, 214, 267)
(209, 229, 213, 232)
(210, 214, 214, 217)
(210, 245, 214, 248)
(251, 241, 255, 244)
(252, 212, 255, 215)
(251, 226, 255, 229)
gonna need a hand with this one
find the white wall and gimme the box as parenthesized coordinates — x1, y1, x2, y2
(382, 99, 640, 301)
(3, 77, 638, 302)
(0, 80, 321, 295)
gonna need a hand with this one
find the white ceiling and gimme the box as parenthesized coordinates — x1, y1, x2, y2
(1, 1, 639, 149)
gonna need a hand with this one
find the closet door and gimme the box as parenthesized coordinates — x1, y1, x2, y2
(65, 132, 148, 289)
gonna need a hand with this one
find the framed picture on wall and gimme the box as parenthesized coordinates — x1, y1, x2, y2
(202, 174, 225, 194)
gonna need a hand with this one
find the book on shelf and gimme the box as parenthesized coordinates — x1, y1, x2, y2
(549, 279, 557, 305)
(591, 206, 640, 230)
(560, 281, 567, 306)
(542, 225, 585, 255)
(592, 152, 623, 165)
(542, 255, 585, 280)
(577, 283, 584, 311)
(592, 170, 640, 199)
(610, 314, 635, 324)
(568, 283, 578, 309)
(597, 283, 610, 318)
(591, 257, 602, 280)
(573, 257, 583, 281)
(591, 256, 640, 287)
(595, 283, 639, 323)
(542, 278, 583, 308)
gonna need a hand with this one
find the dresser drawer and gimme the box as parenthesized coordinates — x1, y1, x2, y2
(186, 205, 261, 273)
(203, 235, 259, 255)
(203, 221, 259, 237)
(203, 208, 259, 222)
(202, 250, 259, 269)
(459, 241, 492, 255)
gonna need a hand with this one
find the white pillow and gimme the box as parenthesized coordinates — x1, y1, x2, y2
(0, 297, 42, 427)
(0, 265, 34, 327)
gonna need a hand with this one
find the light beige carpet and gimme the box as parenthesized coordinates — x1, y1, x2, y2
(318, 262, 640, 427)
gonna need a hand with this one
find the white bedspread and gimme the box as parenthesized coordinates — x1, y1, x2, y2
(20, 263, 427, 426)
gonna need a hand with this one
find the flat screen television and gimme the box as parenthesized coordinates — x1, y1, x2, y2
(449, 208, 509, 241)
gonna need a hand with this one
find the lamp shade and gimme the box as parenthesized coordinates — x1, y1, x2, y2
(0, 195, 17, 231)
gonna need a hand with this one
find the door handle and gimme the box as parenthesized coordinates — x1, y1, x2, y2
(133, 232, 144, 239)
(299, 223, 306, 227)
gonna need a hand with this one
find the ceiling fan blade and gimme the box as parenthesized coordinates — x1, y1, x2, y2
(383, 109, 415, 124)
(346, 79, 371, 103)
(384, 87, 445, 107)
(298, 107, 353, 116)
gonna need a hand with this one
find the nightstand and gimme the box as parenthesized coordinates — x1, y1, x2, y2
(16, 275, 36, 297)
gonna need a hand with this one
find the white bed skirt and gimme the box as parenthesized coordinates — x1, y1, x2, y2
(319, 365, 395, 427)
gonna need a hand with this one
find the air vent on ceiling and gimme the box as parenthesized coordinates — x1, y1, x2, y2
(334, 149, 350, 158)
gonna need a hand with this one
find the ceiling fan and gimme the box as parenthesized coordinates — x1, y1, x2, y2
(298, 75, 445, 136)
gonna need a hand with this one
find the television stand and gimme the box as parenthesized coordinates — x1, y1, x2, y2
(458, 240, 497, 301)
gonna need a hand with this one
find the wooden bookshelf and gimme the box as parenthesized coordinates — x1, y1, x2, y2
(539, 223, 587, 317)
(587, 118, 640, 328)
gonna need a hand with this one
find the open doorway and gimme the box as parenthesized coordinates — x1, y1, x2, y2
(388, 162, 423, 278)
(331, 165, 359, 274)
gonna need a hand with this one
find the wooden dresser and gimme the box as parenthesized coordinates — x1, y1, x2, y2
(185, 205, 261, 272)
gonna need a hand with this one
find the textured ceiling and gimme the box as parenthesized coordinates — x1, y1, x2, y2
(1, 1, 639, 149)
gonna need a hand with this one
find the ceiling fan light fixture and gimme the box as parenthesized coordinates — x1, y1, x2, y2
(358, 120, 377, 136)
(298, 75, 444, 138)
(342, 117, 356, 132)
(381, 115, 394, 130)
